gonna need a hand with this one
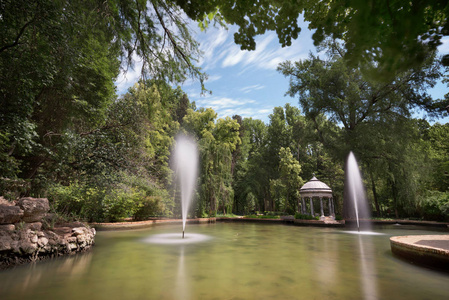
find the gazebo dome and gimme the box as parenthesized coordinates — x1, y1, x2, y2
(299, 176, 332, 198)
(299, 175, 334, 218)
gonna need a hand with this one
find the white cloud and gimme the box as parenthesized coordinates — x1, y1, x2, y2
(194, 23, 313, 74)
(239, 84, 265, 93)
(205, 74, 222, 82)
(196, 96, 255, 109)
(198, 27, 231, 70)
(115, 54, 143, 94)
(216, 31, 310, 73)
(191, 94, 274, 120)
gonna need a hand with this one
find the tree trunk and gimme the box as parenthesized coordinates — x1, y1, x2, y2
(370, 172, 381, 217)
(392, 181, 399, 219)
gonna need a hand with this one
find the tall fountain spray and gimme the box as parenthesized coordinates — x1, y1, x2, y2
(346, 152, 371, 232)
(173, 134, 198, 238)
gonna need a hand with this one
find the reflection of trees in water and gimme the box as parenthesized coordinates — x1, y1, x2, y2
(0, 252, 92, 296)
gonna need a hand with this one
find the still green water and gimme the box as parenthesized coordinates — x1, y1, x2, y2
(0, 223, 448, 300)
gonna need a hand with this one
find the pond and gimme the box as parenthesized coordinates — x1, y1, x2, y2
(0, 223, 448, 300)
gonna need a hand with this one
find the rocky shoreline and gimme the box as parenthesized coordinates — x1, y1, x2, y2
(0, 197, 95, 270)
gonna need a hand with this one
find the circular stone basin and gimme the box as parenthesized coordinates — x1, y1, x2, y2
(390, 235, 449, 270)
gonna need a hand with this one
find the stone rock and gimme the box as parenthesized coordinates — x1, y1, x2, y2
(0, 224, 15, 231)
(20, 241, 38, 254)
(0, 231, 14, 251)
(30, 234, 38, 244)
(0, 205, 24, 224)
(17, 197, 49, 223)
(77, 235, 87, 248)
(37, 237, 48, 247)
(24, 222, 42, 231)
(66, 236, 77, 243)
(67, 242, 78, 251)
(0, 197, 15, 206)
(71, 227, 93, 237)
(71, 227, 86, 236)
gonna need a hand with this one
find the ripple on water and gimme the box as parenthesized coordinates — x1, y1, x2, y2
(141, 233, 212, 245)
(343, 231, 385, 235)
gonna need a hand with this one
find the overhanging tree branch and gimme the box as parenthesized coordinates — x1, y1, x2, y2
(0, 16, 36, 53)
(151, 2, 194, 70)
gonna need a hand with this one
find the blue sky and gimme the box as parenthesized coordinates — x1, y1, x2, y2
(116, 19, 449, 124)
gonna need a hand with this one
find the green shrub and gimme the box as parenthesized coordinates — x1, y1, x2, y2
(133, 196, 166, 221)
(47, 182, 91, 219)
(245, 214, 280, 219)
(264, 211, 291, 216)
(294, 213, 314, 220)
(418, 191, 449, 222)
(285, 207, 296, 216)
(102, 187, 144, 222)
(47, 181, 141, 222)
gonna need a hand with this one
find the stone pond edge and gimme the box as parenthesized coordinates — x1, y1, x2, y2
(390, 235, 449, 270)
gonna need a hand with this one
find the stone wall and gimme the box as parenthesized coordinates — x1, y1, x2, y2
(0, 196, 95, 269)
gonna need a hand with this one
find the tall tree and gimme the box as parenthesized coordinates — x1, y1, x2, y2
(233, 118, 268, 213)
(0, 0, 204, 189)
(278, 43, 443, 156)
(276, 147, 303, 213)
(182, 108, 241, 216)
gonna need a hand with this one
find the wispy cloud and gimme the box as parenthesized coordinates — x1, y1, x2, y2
(217, 31, 309, 73)
(191, 94, 285, 121)
(205, 74, 222, 82)
(194, 24, 312, 75)
(239, 84, 265, 93)
(196, 96, 255, 109)
(194, 95, 263, 118)
(198, 27, 230, 70)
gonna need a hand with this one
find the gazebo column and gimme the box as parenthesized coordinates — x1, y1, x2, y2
(301, 197, 306, 214)
(309, 197, 314, 216)
(329, 197, 335, 217)
(319, 197, 324, 217)
(328, 198, 332, 216)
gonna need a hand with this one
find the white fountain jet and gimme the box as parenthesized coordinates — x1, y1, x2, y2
(173, 134, 199, 238)
(346, 152, 371, 232)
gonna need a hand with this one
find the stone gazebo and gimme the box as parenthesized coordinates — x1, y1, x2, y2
(299, 175, 335, 220)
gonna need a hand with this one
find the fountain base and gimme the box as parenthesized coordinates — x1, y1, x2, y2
(142, 233, 212, 245)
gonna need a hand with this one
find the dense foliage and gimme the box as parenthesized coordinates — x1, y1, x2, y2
(1, 0, 448, 222)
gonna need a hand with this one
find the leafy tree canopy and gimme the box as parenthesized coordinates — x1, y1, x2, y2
(278, 42, 447, 131)
(177, 0, 449, 77)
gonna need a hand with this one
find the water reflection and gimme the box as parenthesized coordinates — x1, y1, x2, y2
(358, 235, 378, 300)
(175, 246, 189, 300)
(317, 232, 338, 287)
(0, 252, 92, 297)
